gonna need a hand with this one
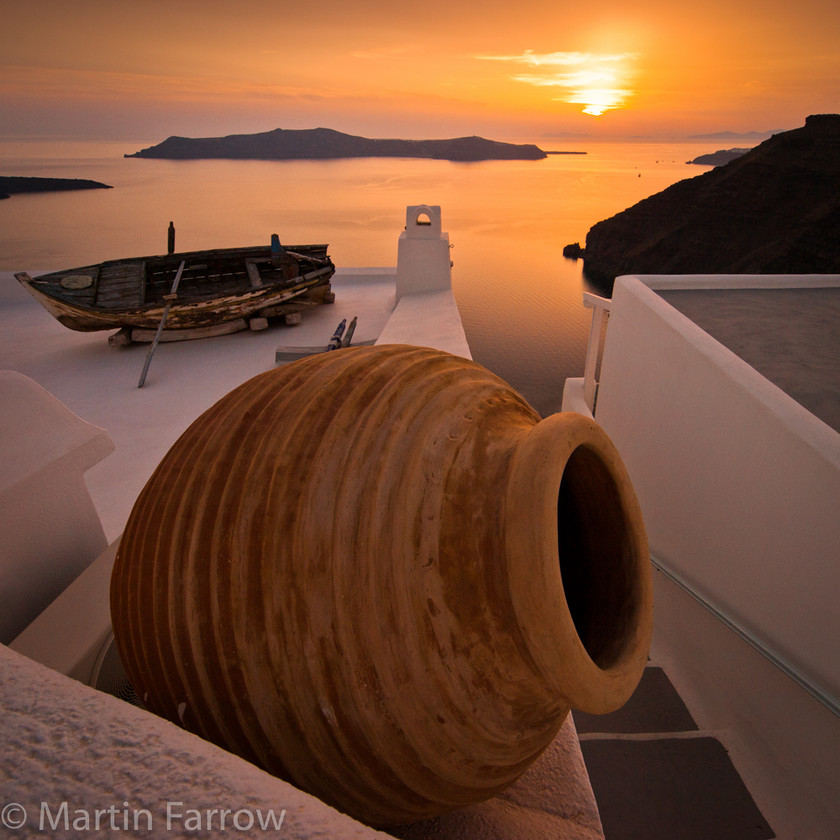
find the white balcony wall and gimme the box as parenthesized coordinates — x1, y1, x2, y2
(593, 275, 840, 709)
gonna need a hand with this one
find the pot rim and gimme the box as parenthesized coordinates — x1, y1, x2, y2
(505, 411, 653, 714)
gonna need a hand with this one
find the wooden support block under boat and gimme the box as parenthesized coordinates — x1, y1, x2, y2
(108, 327, 133, 347)
(130, 319, 248, 343)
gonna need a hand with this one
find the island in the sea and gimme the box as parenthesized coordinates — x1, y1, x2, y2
(125, 127, 548, 162)
(0, 176, 113, 200)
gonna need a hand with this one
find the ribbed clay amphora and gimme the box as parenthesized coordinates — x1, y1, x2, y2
(111, 344, 652, 826)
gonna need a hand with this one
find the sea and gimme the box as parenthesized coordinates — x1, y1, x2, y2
(0, 137, 716, 416)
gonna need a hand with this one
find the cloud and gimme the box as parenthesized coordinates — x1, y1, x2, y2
(476, 50, 637, 116)
(478, 50, 635, 67)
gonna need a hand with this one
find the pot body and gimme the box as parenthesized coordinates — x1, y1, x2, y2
(111, 344, 651, 825)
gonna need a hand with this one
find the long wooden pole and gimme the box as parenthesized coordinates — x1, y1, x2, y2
(138, 260, 185, 388)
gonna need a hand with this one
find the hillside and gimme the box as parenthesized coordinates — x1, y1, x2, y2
(125, 128, 547, 162)
(581, 114, 840, 283)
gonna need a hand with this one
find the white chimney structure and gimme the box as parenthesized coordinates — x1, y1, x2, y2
(396, 205, 452, 301)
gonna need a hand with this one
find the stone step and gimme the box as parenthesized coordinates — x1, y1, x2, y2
(574, 667, 775, 840)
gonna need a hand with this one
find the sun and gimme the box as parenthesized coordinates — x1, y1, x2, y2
(574, 88, 630, 117)
(478, 50, 637, 117)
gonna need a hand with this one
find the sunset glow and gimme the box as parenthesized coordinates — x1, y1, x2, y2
(0, 0, 838, 140)
(479, 51, 636, 117)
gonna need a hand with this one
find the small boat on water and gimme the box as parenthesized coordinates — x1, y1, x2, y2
(14, 242, 335, 338)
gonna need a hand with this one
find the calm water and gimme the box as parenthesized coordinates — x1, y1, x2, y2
(0, 138, 712, 415)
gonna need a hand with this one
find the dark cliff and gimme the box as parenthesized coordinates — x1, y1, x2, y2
(582, 114, 840, 283)
(126, 127, 547, 162)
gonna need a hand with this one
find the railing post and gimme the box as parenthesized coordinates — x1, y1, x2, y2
(582, 292, 612, 413)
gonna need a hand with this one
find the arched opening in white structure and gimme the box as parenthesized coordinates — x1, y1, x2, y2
(408, 206, 439, 231)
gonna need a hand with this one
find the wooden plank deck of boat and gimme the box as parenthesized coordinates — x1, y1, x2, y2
(95, 262, 145, 309)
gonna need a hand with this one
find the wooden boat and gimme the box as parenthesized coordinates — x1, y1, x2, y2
(14, 243, 335, 335)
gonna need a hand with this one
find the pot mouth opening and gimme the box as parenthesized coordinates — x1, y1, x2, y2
(556, 443, 644, 671)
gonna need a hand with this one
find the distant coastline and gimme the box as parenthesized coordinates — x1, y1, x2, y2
(0, 176, 113, 200)
(687, 148, 751, 166)
(125, 127, 549, 162)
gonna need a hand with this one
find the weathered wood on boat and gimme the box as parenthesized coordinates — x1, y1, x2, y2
(245, 260, 263, 288)
(257, 284, 331, 319)
(14, 242, 335, 336)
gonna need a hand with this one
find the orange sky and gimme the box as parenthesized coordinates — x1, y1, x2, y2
(1, 0, 838, 141)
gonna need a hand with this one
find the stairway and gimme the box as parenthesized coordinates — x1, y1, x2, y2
(574, 666, 775, 840)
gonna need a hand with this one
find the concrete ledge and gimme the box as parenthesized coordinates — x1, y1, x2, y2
(0, 644, 390, 840)
(3, 638, 604, 839)
(396, 718, 604, 839)
(629, 272, 840, 290)
(334, 267, 397, 284)
(376, 289, 471, 359)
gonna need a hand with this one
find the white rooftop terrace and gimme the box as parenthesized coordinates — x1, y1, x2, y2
(656, 281, 840, 434)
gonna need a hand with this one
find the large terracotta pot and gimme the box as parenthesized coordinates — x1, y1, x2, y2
(111, 344, 652, 826)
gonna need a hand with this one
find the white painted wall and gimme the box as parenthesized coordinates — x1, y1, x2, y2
(593, 275, 840, 708)
(0, 371, 114, 644)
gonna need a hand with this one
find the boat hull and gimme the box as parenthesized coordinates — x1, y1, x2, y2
(15, 244, 335, 332)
